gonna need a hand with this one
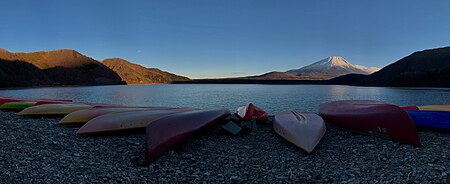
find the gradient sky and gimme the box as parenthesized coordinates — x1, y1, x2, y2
(1, 0, 450, 79)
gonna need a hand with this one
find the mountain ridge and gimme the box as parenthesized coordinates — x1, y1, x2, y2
(0, 48, 188, 87)
(102, 58, 189, 84)
(287, 56, 379, 80)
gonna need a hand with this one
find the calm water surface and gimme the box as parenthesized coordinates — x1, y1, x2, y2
(1, 84, 449, 114)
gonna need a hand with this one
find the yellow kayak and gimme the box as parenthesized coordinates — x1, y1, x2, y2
(59, 107, 151, 125)
(18, 103, 93, 116)
(59, 107, 193, 125)
(76, 110, 182, 135)
(418, 105, 450, 111)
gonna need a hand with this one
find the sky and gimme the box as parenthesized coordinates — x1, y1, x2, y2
(1, 0, 450, 79)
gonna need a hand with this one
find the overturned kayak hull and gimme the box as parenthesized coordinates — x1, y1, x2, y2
(319, 100, 420, 146)
(17, 104, 93, 116)
(236, 103, 268, 122)
(146, 109, 230, 162)
(59, 107, 185, 125)
(417, 105, 450, 111)
(0, 97, 71, 105)
(76, 109, 190, 135)
(405, 110, 450, 131)
(0, 102, 38, 110)
(273, 111, 326, 153)
(0, 100, 71, 111)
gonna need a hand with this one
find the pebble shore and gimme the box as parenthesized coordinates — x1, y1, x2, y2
(0, 110, 449, 183)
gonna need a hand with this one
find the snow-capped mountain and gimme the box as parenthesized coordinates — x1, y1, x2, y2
(287, 56, 379, 80)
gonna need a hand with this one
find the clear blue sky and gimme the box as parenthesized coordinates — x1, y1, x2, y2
(1, 0, 449, 79)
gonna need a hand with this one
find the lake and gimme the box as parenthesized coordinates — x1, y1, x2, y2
(1, 84, 449, 114)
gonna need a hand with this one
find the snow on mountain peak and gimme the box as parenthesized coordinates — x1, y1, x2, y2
(286, 56, 380, 80)
(301, 56, 352, 70)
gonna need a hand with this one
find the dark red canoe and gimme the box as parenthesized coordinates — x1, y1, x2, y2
(319, 100, 421, 146)
(145, 108, 230, 163)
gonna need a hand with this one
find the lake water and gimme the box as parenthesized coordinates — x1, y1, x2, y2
(1, 84, 449, 114)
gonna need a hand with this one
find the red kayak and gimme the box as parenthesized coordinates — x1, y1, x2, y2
(401, 106, 419, 110)
(236, 103, 268, 122)
(145, 108, 230, 163)
(319, 100, 420, 146)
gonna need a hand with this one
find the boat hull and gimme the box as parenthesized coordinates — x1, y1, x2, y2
(418, 105, 450, 111)
(76, 109, 190, 135)
(17, 104, 93, 116)
(0, 100, 71, 110)
(145, 109, 230, 162)
(0, 97, 71, 105)
(405, 110, 450, 131)
(319, 100, 421, 146)
(59, 107, 187, 125)
(236, 103, 268, 122)
(273, 111, 326, 153)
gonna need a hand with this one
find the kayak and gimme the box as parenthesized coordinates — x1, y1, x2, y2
(0, 100, 71, 111)
(17, 103, 93, 116)
(405, 110, 450, 131)
(319, 100, 421, 146)
(60, 107, 165, 125)
(401, 106, 419, 110)
(0, 102, 37, 110)
(60, 107, 192, 125)
(145, 109, 229, 163)
(417, 105, 450, 111)
(236, 103, 268, 122)
(0, 97, 71, 105)
(76, 109, 192, 135)
(273, 111, 326, 153)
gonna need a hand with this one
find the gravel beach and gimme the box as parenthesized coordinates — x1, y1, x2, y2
(0, 110, 449, 183)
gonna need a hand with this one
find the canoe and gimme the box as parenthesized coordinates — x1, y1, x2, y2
(319, 100, 421, 146)
(405, 110, 450, 131)
(76, 109, 192, 135)
(273, 111, 326, 153)
(145, 108, 230, 162)
(417, 105, 450, 111)
(236, 103, 268, 122)
(60, 107, 192, 125)
(0, 100, 71, 111)
(17, 103, 93, 116)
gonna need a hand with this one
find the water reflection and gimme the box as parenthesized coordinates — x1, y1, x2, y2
(0, 84, 449, 114)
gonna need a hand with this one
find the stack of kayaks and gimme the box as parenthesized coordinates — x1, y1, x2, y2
(319, 100, 421, 146)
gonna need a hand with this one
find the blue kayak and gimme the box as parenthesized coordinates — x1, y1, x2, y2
(405, 110, 450, 131)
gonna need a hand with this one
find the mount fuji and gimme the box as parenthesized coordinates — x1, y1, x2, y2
(286, 56, 379, 80)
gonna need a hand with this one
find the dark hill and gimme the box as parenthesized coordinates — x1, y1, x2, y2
(365, 47, 450, 87)
(241, 72, 304, 80)
(0, 58, 53, 87)
(330, 46, 450, 87)
(103, 58, 189, 84)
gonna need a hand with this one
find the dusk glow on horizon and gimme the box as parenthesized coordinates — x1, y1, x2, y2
(1, 0, 449, 79)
